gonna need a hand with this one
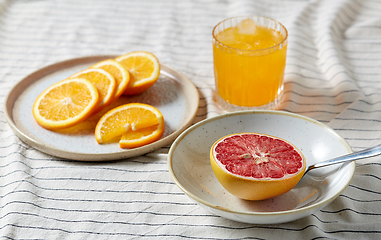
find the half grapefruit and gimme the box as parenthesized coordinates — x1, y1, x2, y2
(210, 133, 306, 201)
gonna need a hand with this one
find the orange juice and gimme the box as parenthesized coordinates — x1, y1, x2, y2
(213, 16, 288, 110)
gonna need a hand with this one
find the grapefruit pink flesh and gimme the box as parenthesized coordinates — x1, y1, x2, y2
(210, 133, 306, 200)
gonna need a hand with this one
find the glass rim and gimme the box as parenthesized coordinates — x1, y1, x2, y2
(212, 15, 288, 53)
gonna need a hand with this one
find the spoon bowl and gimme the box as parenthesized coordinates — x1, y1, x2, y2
(304, 143, 381, 177)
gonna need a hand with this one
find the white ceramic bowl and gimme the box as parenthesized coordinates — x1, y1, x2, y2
(167, 110, 355, 224)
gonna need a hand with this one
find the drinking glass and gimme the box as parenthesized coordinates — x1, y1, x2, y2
(212, 16, 288, 111)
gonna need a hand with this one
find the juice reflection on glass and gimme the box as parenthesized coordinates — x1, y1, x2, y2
(213, 16, 288, 110)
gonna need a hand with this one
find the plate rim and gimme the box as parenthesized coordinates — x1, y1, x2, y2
(167, 110, 355, 220)
(5, 55, 200, 161)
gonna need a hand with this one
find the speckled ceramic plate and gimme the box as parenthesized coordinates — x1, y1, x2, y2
(5, 55, 199, 161)
(168, 110, 355, 224)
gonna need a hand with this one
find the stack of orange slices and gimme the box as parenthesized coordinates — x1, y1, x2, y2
(32, 51, 164, 149)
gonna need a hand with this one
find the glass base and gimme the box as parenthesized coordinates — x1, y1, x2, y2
(216, 93, 283, 112)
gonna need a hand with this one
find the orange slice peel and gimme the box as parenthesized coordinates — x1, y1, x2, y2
(115, 51, 160, 95)
(91, 59, 130, 101)
(70, 68, 117, 112)
(95, 103, 164, 148)
(32, 77, 100, 130)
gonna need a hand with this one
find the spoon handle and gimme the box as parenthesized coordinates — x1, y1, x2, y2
(305, 144, 381, 174)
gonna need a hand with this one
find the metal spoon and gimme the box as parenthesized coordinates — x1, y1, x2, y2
(304, 144, 381, 177)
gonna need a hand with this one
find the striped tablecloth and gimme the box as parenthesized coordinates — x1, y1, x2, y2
(1, 0, 380, 239)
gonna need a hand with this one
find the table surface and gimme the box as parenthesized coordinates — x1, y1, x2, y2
(1, 0, 380, 239)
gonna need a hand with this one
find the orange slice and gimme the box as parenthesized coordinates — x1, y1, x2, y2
(33, 78, 99, 130)
(95, 103, 164, 149)
(91, 59, 130, 101)
(115, 51, 160, 95)
(70, 68, 116, 112)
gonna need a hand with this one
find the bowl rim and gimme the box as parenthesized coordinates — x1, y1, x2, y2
(167, 110, 355, 217)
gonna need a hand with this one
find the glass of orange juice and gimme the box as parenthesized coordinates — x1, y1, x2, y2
(213, 16, 288, 111)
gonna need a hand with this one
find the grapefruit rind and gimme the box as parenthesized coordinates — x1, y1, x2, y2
(210, 132, 306, 201)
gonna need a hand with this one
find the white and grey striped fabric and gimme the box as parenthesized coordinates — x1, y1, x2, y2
(1, 0, 381, 239)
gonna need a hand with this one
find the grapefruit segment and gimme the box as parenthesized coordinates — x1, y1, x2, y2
(210, 133, 306, 200)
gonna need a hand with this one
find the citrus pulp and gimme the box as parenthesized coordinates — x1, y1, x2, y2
(70, 68, 117, 112)
(95, 103, 164, 149)
(210, 133, 306, 200)
(115, 51, 160, 95)
(91, 59, 130, 101)
(33, 78, 100, 130)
